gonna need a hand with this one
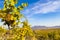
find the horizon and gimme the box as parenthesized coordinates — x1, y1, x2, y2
(0, 0, 60, 27)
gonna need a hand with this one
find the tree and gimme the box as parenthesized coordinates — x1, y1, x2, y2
(0, 0, 28, 29)
(0, 0, 35, 40)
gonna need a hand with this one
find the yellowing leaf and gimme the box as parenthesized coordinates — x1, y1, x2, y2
(22, 3, 28, 7)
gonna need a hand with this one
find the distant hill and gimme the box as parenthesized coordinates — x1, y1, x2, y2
(32, 26, 60, 30)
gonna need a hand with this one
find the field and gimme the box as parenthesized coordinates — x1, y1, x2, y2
(0, 27, 60, 40)
(34, 28, 60, 40)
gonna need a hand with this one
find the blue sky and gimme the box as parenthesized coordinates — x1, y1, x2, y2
(21, 0, 60, 27)
(0, 0, 60, 27)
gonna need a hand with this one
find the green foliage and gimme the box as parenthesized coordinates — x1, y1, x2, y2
(0, 26, 35, 40)
(0, 0, 28, 29)
(0, 0, 35, 40)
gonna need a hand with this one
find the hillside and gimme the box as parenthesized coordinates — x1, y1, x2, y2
(32, 26, 60, 30)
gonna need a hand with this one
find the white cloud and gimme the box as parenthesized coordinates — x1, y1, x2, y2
(39, 1, 60, 13)
(22, 0, 60, 17)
